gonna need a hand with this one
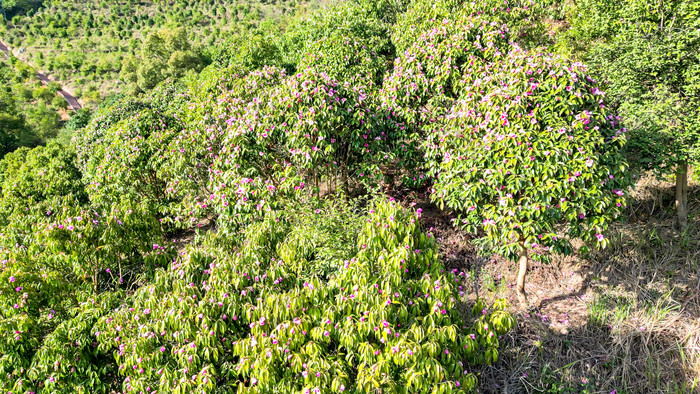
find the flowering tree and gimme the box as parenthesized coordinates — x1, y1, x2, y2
(205, 66, 394, 234)
(426, 48, 632, 307)
(381, 0, 550, 188)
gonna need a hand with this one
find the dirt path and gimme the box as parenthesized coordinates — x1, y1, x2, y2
(0, 40, 81, 112)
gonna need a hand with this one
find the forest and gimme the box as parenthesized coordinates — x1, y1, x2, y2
(0, 0, 699, 393)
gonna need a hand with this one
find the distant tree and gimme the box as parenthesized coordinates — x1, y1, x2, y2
(64, 108, 91, 132)
(51, 95, 66, 109)
(0, 90, 32, 156)
(284, 1, 395, 85)
(25, 102, 61, 141)
(1, 0, 30, 16)
(32, 85, 54, 103)
(120, 27, 207, 92)
(211, 32, 285, 71)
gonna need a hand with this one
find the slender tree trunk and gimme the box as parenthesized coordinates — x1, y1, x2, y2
(314, 168, 319, 199)
(516, 247, 529, 309)
(341, 165, 349, 197)
(675, 162, 688, 232)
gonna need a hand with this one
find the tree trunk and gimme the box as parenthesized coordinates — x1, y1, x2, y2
(675, 162, 688, 232)
(516, 247, 529, 309)
(341, 165, 349, 197)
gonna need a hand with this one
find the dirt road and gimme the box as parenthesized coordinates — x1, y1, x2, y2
(0, 40, 82, 112)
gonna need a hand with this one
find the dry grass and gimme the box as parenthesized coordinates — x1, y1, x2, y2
(471, 174, 700, 393)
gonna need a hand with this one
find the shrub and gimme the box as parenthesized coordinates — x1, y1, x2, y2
(283, 1, 394, 78)
(291, 1, 394, 86)
(0, 143, 174, 392)
(95, 199, 515, 392)
(21, 293, 124, 394)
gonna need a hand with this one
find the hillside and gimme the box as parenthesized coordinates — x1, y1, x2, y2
(0, 0, 321, 102)
(0, 0, 698, 393)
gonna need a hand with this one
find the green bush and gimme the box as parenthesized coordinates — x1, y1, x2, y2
(289, 1, 394, 85)
(94, 199, 515, 393)
(0, 142, 175, 392)
(559, 0, 700, 230)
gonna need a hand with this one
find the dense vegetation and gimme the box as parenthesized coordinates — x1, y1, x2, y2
(560, 0, 700, 231)
(0, 55, 62, 155)
(0, 0, 697, 392)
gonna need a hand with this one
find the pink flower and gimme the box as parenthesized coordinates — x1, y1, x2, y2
(595, 233, 604, 242)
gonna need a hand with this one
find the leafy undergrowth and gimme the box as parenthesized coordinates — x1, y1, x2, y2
(398, 176, 700, 393)
(0, 197, 516, 393)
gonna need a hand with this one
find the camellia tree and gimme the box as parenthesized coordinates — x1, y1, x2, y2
(561, 0, 700, 231)
(426, 47, 632, 307)
(204, 66, 395, 235)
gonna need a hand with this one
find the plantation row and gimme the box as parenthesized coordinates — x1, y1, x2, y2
(1, 0, 699, 392)
(0, 0, 313, 99)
